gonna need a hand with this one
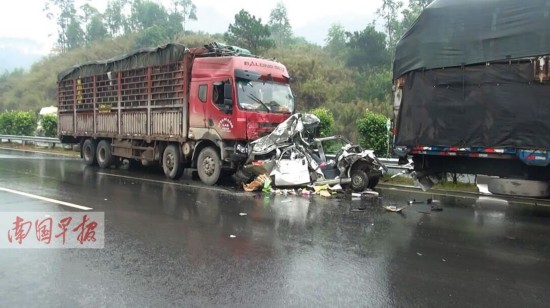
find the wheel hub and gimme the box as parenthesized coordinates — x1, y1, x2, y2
(203, 156, 215, 176)
(352, 175, 363, 186)
(166, 153, 175, 170)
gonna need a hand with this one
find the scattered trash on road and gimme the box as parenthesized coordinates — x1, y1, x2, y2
(243, 174, 271, 192)
(428, 198, 443, 211)
(239, 213, 247, 216)
(383, 204, 408, 212)
(229, 235, 236, 238)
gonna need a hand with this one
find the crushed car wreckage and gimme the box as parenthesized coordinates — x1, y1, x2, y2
(236, 113, 387, 192)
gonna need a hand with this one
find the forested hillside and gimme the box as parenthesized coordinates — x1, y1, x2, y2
(0, 0, 432, 140)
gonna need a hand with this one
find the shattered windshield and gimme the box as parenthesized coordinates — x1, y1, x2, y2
(236, 78, 294, 114)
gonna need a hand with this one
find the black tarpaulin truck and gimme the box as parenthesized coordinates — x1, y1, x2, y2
(392, 0, 550, 194)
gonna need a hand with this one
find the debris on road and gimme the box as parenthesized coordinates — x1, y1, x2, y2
(239, 213, 247, 216)
(243, 174, 271, 192)
(229, 235, 237, 238)
(428, 198, 443, 211)
(383, 204, 408, 212)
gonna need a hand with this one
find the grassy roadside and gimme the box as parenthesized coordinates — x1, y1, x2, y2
(381, 174, 479, 193)
(0, 142, 80, 157)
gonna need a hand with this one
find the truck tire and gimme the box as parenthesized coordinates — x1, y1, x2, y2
(163, 144, 184, 179)
(97, 140, 113, 169)
(82, 139, 97, 166)
(350, 169, 369, 192)
(197, 146, 221, 185)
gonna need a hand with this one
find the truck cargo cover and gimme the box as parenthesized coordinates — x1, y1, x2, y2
(393, 0, 550, 78)
(58, 44, 188, 81)
(395, 62, 550, 149)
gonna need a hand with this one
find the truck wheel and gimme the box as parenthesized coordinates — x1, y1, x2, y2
(82, 139, 97, 166)
(367, 176, 380, 189)
(350, 169, 369, 192)
(163, 144, 184, 179)
(97, 140, 113, 169)
(197, 147, 221, 185)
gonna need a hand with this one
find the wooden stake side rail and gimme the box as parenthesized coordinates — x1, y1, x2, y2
(58, 61, 188, 140)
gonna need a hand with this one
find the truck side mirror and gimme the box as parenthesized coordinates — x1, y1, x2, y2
(223, 83, 233, 114)
(224, 83, 232, 100)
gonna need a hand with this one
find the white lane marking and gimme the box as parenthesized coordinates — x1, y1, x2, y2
(0, 187, 92, 211)
(97, 172, 233, 194)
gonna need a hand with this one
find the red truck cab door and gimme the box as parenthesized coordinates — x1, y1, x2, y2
(204, 78, 243, 140)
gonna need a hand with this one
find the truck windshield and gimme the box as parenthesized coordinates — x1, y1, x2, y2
(236, 78, 294, 113)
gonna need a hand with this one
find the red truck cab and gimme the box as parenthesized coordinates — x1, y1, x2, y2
(188, 56, 293, 142)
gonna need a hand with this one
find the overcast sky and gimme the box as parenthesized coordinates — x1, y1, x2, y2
(0, 0, 384, 56)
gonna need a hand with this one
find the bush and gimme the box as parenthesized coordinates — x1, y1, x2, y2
(41, 114, 58, 137)
(356, 110, 389, 156)
(0, 111, 36, 136)
(310, 107, 334, 137)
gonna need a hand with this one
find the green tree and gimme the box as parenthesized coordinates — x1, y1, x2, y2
(80, 3, 99, 28)
(135, 25, 170, 48)
(310, 108, 334, 137)
(356, 110, 389, 156)
(44, 0, 80, 52)
(172, 0, 197, 32)
(325, 23, 346, 57)
(66, 17, 85, 50)
(0, 111, 36, 136)
(130, 0, 170, 30)
(105, 0, 126, 36)
(86, 14, 109, 44)
(268, 2, 293, 48)
(376, 0, 403, 54)
(355, 69, 393, 102)
(225, 10, 274, 54)
(41, 114, 58, 137)
(346, 24, 390, 70)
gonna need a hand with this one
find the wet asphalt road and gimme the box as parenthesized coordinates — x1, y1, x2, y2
(1, 149, 550, 307)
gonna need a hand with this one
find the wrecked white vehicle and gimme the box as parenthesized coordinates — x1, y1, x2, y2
(236, 113, 387, 192)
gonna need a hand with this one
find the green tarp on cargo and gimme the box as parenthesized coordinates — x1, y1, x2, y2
(394, 0, 550, 149)
(393, 0, 550, 79)
(58, 44, 189, 82)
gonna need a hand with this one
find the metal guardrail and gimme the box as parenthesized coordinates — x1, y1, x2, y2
(0, 135, 62, 147)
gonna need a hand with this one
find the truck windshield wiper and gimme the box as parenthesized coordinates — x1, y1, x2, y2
(247, 93, 271, 112)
